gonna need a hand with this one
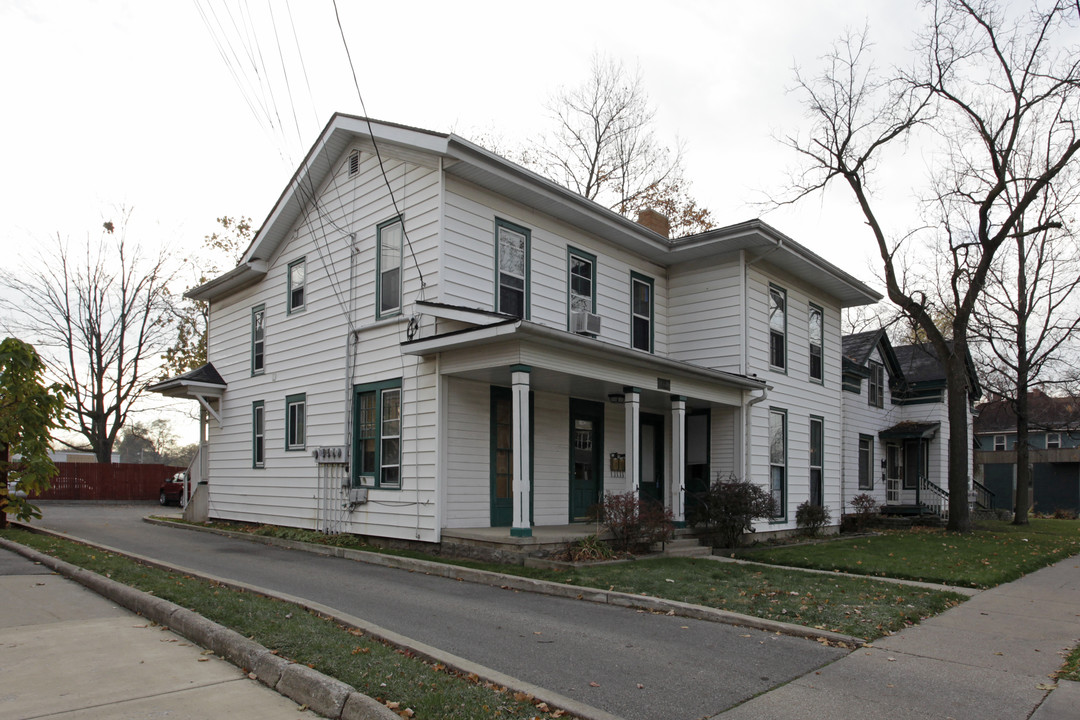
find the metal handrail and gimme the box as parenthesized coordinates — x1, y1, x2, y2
(972, 479, 996, 510)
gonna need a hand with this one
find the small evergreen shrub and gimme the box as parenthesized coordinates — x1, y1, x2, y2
(564, 534, 615, 562)
(687, 473, 777, 548)
(795, 501, 831, 536)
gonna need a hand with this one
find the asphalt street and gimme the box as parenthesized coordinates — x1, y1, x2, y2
(25, 502, 848, 719)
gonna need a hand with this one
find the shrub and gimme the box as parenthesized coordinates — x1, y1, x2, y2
(687, 473, 777, 548)
(795, 501, 831, 536)
(598, 490, 674, 553)
(564, 534, 616, 562)
(849, 493, 878, 531)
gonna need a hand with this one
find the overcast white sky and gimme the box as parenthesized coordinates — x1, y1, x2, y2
(0, 0, 932, 442)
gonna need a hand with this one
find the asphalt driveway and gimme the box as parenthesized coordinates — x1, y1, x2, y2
(25, 502, 847, 720)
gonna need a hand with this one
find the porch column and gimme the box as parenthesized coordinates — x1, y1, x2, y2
(624, 387, 641, 494)
(671, 396, 686, 526)
(511, 365, 532, 538)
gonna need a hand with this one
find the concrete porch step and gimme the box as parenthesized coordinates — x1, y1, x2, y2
(654, 537, 713, 558)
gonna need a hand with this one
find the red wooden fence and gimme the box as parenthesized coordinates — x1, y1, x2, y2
(32, 462, 186, 502)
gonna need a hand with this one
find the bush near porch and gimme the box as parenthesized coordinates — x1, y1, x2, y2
(732, 519, 1080, 588)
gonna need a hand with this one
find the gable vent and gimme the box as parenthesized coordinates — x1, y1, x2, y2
(348, 150, 360, 176)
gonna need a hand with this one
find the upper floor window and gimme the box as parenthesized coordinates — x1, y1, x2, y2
(287, 258, 306, 314)
(495, 219, 530, 319)
(808, 304, 823, 382)
(993, 434, 1006, 451)
(568, 247, 596, 316)
(378, 217, 403, 318)
(868, 361, 884, 408)
(631, 272, 654, 352)
(769, 285, 786, 370)
(1046, 432, 1061, 449)
(251, 305, 265, 375)
(286, 393, 306, 450)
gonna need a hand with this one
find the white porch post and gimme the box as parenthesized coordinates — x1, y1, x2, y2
(624, 387, 641, 494)
(511, 365, 532, 538)
(671, 396, 686, 526)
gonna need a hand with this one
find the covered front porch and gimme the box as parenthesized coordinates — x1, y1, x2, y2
(402, 314, 766, 540)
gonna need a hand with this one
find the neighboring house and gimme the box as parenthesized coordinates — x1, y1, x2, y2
(974, 390, 1080, 514)
(152, 115, 879, 547)
(840, 330, 980, 519)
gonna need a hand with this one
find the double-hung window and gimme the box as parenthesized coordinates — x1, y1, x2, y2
(251, 305, 265, 375)
(769, 285, 787, 370)
(808, 304, 823, 382)
(631, 272, 653, 352)
(568, 247, 596, 316)
(287, 258, 306, 313)
(993, 435, 1006, 451)
(809, 416, 823, 507)
(868, 361, 884, 408)
(354, 379, 402, 489)
(495, 219, 529, 319)
(285, 394, 305, 450)
(252, 401, 265, 468)
(378, 217, 403, 318)
(858, 435, 873, 489)
(769, 409, 787, 519)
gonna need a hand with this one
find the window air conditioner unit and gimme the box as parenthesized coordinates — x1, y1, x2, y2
(571, 311, 601, 336)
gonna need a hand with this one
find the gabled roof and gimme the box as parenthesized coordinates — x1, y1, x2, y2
(974, 390, 1080, 434)
(892, 340, 982, 401)
(189, 114, 881, 307)
(147, 363, 227, 398)
(842, 328, 901, 380)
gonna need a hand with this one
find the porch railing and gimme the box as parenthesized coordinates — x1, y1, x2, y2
(972, 479, 995, 510)
(920, 476, 949, 520)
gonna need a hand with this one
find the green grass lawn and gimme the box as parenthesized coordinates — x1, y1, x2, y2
(1059, 645, 1080, 682)
(733, 519, 1080, 588)
(2, 529, 563, 720)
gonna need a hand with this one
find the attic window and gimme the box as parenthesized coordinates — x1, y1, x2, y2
(868, 361, 884, 408)
(348, 150, 360, 176)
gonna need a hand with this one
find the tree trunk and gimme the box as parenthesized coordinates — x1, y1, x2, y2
(1013, 236, 1031, 525)
(945, 356, 972, 532)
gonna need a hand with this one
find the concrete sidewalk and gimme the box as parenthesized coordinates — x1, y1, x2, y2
(720, 552, 1080, 719)
(0, 547, 317, 719)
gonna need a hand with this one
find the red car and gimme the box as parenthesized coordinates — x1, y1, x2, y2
(158, 473, 189, 506)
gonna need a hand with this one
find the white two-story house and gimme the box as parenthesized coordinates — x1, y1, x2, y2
(153, 115, 880, 547)
(841, 330, 979, 519)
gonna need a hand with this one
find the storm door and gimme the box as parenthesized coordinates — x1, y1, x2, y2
(569, 398, 604, 521)
(639, 413, 665, 505)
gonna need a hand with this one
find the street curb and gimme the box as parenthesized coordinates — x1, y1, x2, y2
(4, 526, 627, 720)
(146, 516, 865, 648)
(0, 535, 399, 720)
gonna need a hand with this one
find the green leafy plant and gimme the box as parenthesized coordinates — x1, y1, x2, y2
(795, 501, 831, 537)
(849, 493, 878, 531)
(564, 533, 616, 562)
(687, 473, 777, 548)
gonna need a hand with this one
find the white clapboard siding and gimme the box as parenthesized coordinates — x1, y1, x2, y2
(743, 264, 845, 530)
(441, 177, 668, 354)
(667, 260, 744, 372)
(205, 147, 442, 540)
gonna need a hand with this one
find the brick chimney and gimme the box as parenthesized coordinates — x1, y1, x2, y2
(636, 208, 671, 238)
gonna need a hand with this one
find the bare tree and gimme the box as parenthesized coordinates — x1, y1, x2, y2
(524, 54, 713, 236)
(784, 1, 1080, 531)
(972, 174, 1080, 524)
(160, 215, 251, 378)
(0, 213, 174, 462)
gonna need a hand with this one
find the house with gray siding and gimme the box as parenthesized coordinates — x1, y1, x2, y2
(153, 115, 880, 546)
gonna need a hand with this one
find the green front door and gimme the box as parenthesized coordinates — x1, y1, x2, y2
(569, 398, 604, 521)
(640, 413, 664, 505)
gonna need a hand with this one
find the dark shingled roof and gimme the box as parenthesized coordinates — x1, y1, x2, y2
(892, 343, 947, 384)
(148, 363, 226, 392)
(974, 390, 1080, 434)
(842, 329, 886, 366)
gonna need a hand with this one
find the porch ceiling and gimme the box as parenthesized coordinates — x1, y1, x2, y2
(402, 320, 760, 410)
